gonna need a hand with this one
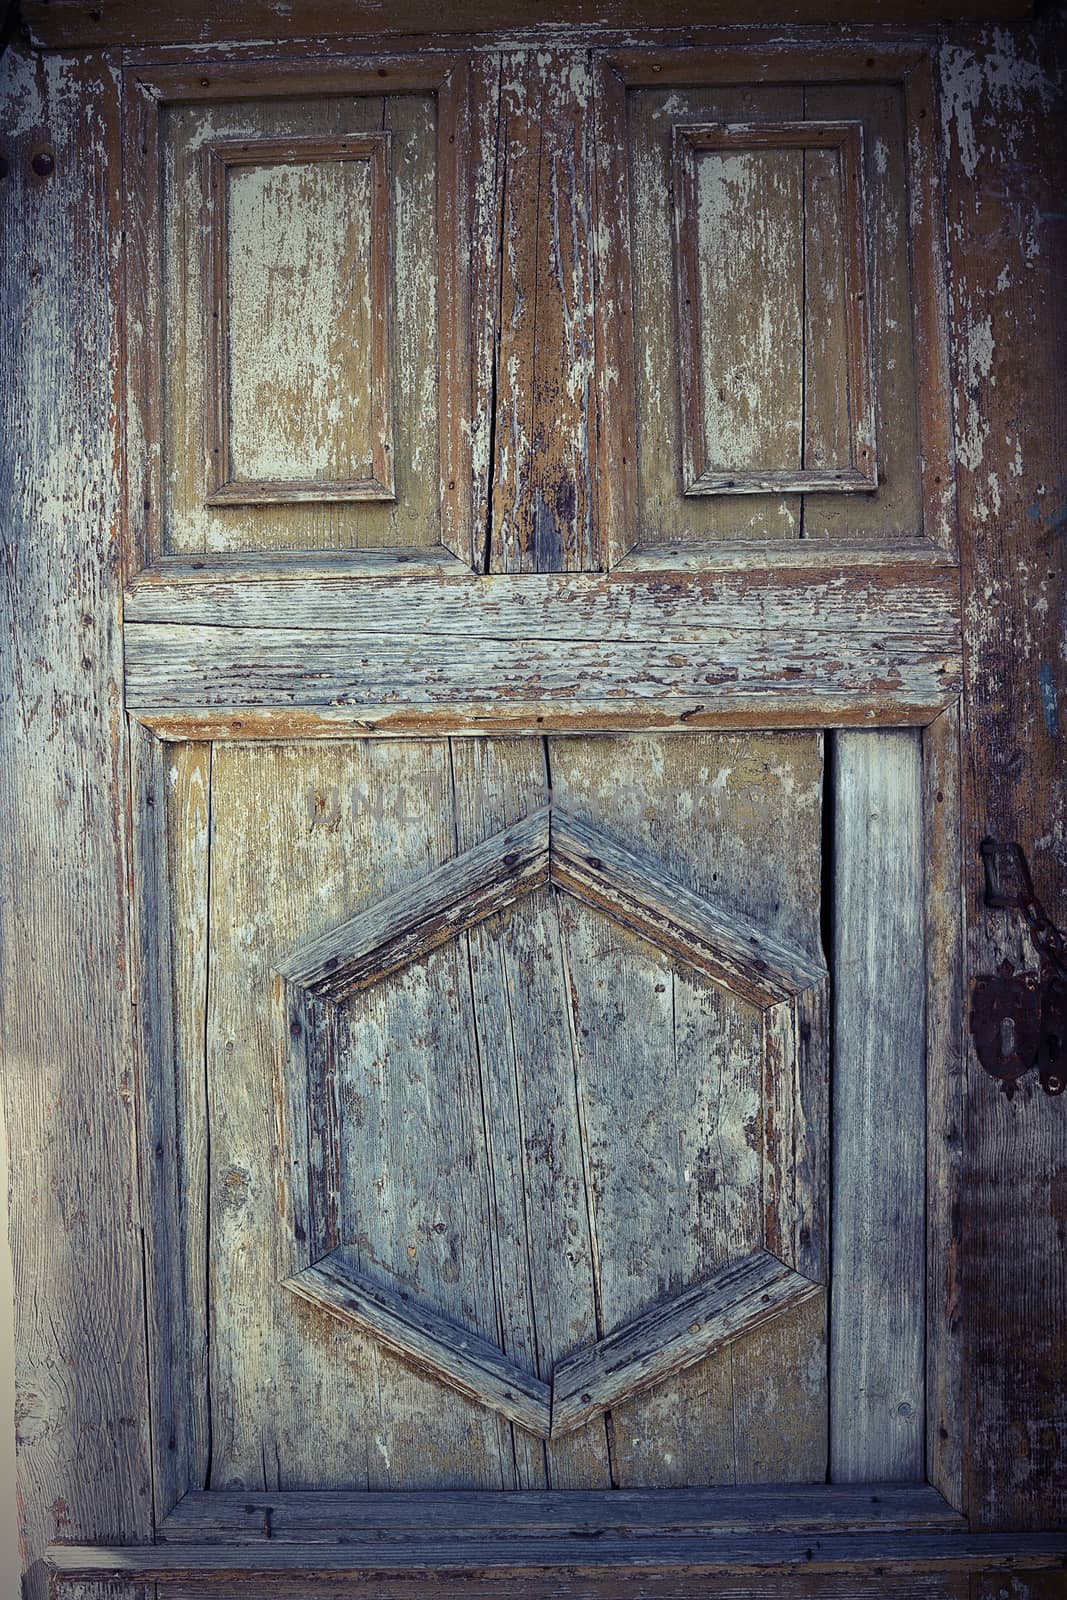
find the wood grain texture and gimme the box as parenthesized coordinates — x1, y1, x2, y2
(672, 121, 875, 494)
(551, 1252, 821, 1436)
(447, 741, 611, 1491)
(45, 1574, 983, 1600)
(137, 65, 466, 557)
(205, 743, 517, 1491)
(548, 733, 826, 1487)
(0, 46, 153, 1600)
(22, 3, 1031, 49)
(924, 705, 965, 1513)
(487, 51, 598, 572)
(45, 1532, 1067, 1581)
(550, 810, 826, 1004)
(204, 133, 394, 502)
(278, 806, 549, 999)
(157, 1481, 967, 1542)
(940, 14, 1067, 1531)
(830, 731, 926, 1482)
(283, 1254, 552, 1435)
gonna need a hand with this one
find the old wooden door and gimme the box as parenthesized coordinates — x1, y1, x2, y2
(3, 8, 1065, 1598)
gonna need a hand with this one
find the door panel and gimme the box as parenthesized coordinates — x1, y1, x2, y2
(165, 733, 829, 1491)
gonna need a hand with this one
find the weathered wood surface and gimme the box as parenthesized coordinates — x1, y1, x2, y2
(152, 82, 444, 553)
(278, 806, 550, 999)
(157, 1482, 966, 1542)
(0, 44, 153, 1600)
(547, 735, 827, 1487)
(172, 734, 832, 1490)
(924, 705, 965, 1513)
(672, 120, 875, 495)
(550, 810, 825, 1004)
(484, 52, 598, 572)
(941, 16, 1067, 1531)
(551, 1252, 820, 1436)
(125, 557, 961, 631)
(204, 133, 393, 502)
(40, 1573, 985, 1600)
(123, 617, 961, 735)
(23, 3, 1031, 50)
(206, 742, 518, 1491)
(45, 1531, 1067, 1580)
(830, 732, 925, 1482)
(283, 1253, 553, 1436)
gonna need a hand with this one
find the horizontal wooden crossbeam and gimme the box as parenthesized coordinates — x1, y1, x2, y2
(123, 558, 962, 737)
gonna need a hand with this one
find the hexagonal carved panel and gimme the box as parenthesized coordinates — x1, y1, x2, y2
(275, 805, 827, 1439)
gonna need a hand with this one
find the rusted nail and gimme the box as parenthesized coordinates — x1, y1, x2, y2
(30, 149, 56, 179)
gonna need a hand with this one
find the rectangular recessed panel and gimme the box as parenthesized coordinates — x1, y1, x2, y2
(673, 122, 875, 496)
(206, 135, 393, 503)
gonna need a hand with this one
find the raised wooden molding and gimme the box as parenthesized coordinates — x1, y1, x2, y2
(284, 1251, 553, 1435)
(550, 1250, 820, 1435)
(274, 805, 827, 1434)
(596, 43, 957, 561)
(124, 56, 475, 568)
(282, 1245, 817, 1440)
(277, 807, 551, 1001)
(280, 804, 823, 1010)
(673, 120, 876, 497)
(204, 133, 394, 505)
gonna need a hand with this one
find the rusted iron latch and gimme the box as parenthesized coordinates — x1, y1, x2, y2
(969, 840, 1067, 1100)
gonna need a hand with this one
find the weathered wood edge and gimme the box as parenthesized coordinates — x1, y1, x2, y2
(829, 732, 925, 1482)
(551, 1252, 822, 1437)
(44, 1531, 1067, 1580)
(550, 810, 827, 1005)
(127, 723, 196, 1521)
(277, 807, 551, 998)
(122, 558, 963, 630)
(0, 45, 155, 1600)
(282, 1254, 553, 1437)
(924, 703, 965, 1512)
(156, 1482, 968, 1542)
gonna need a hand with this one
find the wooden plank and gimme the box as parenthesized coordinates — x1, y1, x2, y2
(591, 61, 639, 567)
(488, 51, 598, 572)
(283, 1255, 552, 1436)
(45, 1532, 1067, 1580)
(204, 134, 393, 502)
(941, 15, 1067, 1530)
(24, 5, 1033, 50)
(449, 741, 612, 1491)
(548, 733, 826, 1487)
(0, 46, 154, 1600)
(924, 705, 965, 1513)
(205, 742, 516, 1491)
(552, 1253, 820, 1437)
(278, 807, 550, 1000)
(54, 1573, 980, 1600)
(830, 731, 925, 1481)
(158, 1481, 967, 1542)
(124, 558, 963, 635)
(123, 620, 961, 735)
(550, 810, 826, 1005)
